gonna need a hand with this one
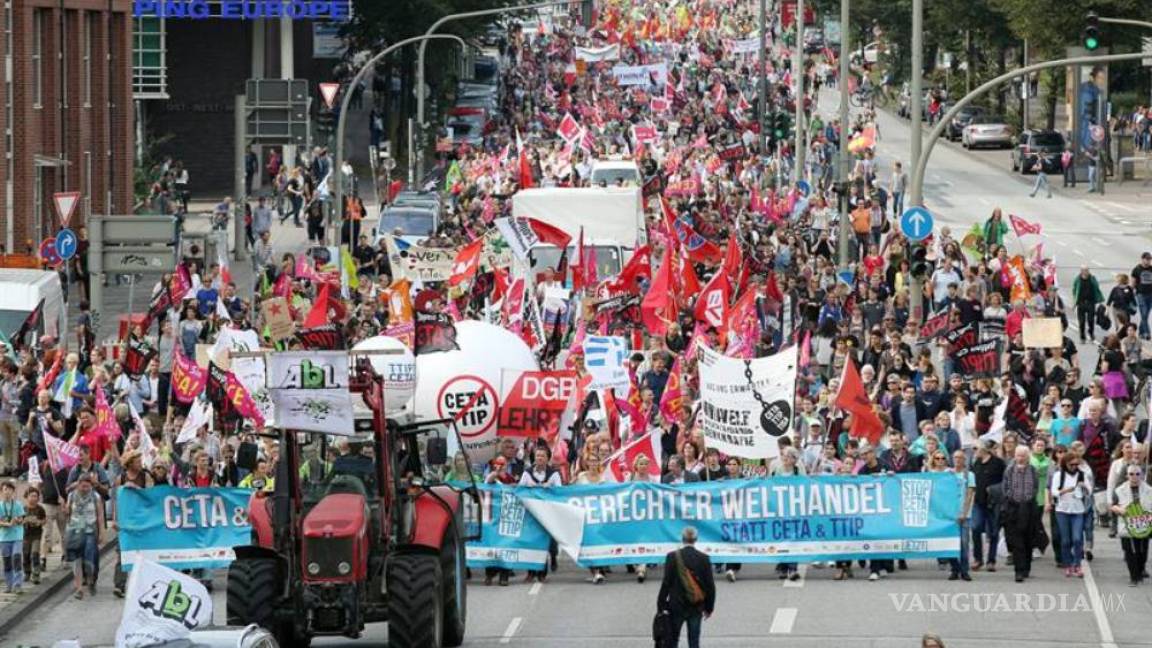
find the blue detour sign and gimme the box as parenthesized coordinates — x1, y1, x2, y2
(55, 228, 78, 260)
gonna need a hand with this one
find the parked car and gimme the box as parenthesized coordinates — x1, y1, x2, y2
(946, 105, 985, 141)
(1011, 129, 1066, 174)
(376, 206, 438, 246)
(962, 115, 1013, 149)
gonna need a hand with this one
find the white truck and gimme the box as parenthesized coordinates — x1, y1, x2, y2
(511, 186, 645, 278)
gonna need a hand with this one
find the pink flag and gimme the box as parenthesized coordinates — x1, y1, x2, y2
(44, 431, 81, 472)
(799, 330, 812, 368)
(225, 372, 266, 428)
(94, 388, 121, 442)
(172, 349, 207, 404)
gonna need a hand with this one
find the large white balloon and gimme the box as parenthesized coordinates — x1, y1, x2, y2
(413, 321, 538, 462)
(351, 335, 416, 414)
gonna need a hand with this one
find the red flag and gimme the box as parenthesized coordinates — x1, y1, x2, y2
(1009, 213, 1042, 237)
(659, 196, 680, 249)
(447, 239, 485, 287)
(835, 357, 885, 447)
(641, 249, 675, 335)
(519, 149, 535, 189)
(694, 271, 731, 329)
(605, 431, 663, 482)
(36, 353, 63, 394)
(764, 271, 784, 303)
(679, 255, 701, 303)
(721, 232, 743, 278)
(490, 266, 511, 303)
(303, 283, 331, 328)
(658, 356, 684, 423)
(616, 245, 651, 292)
(526, 218, 573, 249)
(94, 387, 121, 442)
(572, 228, 586, 292)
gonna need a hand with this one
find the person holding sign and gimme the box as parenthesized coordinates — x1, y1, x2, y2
(1110, 464, 1152, 586)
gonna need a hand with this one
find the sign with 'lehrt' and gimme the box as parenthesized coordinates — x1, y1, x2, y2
(498, 369, 577, 439)
(265, 350, 349, 390)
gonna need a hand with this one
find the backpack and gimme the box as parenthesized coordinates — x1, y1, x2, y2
(673, 550, 706, 606)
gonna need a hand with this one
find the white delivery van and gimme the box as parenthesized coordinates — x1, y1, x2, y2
(0, 269, 66, 343)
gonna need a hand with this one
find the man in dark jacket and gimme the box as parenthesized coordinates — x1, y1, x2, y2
(657, 527, 715, 648)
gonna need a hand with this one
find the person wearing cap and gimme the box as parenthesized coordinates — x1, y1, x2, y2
(1110, 463, 1152, 586)
(1072, 265, 1104, 342)
(1129, 252, 1152, 339)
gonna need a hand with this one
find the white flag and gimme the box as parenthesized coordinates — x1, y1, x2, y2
(272, 389, 356, 435)
(115, 560, 213, 648)
(177, 399, 212, 445)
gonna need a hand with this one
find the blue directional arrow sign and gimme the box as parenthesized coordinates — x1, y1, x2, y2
(55, 228, 78, 261)
(899, 207, 934, 242)
(796, 180, 811, 198)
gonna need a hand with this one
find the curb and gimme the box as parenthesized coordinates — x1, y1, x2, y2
(0, 539, 118, 639)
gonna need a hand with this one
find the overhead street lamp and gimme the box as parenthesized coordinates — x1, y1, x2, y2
(333, 34, 466, 244)
(415, 0, 574, 180)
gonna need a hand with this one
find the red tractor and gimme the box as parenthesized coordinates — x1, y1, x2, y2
(226, 356, 480, 647)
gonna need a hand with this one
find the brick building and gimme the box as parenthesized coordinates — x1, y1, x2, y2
(3, 0, 134, 254)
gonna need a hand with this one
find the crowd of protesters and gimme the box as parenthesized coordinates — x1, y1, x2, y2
(0, 1, 1150, 620)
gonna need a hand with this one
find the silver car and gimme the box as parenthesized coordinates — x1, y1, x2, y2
(91, 625, 278, 648)
(962, 115, 1013, 149)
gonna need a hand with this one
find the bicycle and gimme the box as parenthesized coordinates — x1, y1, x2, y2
(850, 86, 873, 109)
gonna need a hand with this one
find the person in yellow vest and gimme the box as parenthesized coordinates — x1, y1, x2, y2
(239, 458, 275, 492)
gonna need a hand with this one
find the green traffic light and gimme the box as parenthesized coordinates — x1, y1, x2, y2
(1085, 36, 1099, 50)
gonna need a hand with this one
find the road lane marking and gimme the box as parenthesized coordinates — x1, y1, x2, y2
(528, 581, 543, 596)
(978, 198, 991, 206)
(1074, 249, 1086, 257)
(783, 564, 808, 587)
(500, 617, 523, 644)
(769, 607, 798, 634)
(1081, 563, 1119, 648)
(1093, 261, 1105, 268)
(1091, 237, 1109, 247)
(1107, 202, 1140, 213)
(1057, 240, 1069, 247)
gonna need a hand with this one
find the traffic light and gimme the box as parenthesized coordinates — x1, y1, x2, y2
(772, 112, 790, 141)
(1083, 12, 1100, 51)
(316, 107, 335, 144)
(910, 244, 930, 279)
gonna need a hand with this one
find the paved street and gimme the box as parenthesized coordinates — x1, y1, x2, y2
(4, 538, 1150, 647)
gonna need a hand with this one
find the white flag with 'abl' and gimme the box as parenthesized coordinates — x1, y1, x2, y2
(115, 560, 213, 648)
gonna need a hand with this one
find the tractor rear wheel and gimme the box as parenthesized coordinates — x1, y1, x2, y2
(227, 558, 308, 647)
(387, 553, 444, 648)
(441, 532, 467, 647)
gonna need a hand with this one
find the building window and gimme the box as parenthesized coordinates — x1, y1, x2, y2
(132, 16, 167, 99)
(32, 10, 42, 108)
(84, 13, 92, 106)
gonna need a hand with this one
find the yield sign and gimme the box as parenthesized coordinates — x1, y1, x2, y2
(53, 192, 80, 228)
(319, 82, 340, 110)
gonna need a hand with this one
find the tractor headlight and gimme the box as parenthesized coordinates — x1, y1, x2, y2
(307, 562, 321, 575)
(338, 562, 351, 575)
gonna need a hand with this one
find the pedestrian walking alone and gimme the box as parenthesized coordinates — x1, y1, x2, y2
(1061, 148, 1076, 188)
(1001, 446, 1040, 582)
(657, 527, 715, 648)
(1072, 265, 1104, 342)
(1027, 154, 1052, 198)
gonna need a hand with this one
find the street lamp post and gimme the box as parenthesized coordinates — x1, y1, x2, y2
(415, 0, 572, 180)
(836, 0, 851, 269)
(333, 34, 464, 244)
(792, 0, 805, 182)
(758, 0, 767, 153)
(908, 0, 924, 322)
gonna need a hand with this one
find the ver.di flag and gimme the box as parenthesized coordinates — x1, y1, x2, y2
(114, 559, 213, 648)
(45, 431, 81, 471)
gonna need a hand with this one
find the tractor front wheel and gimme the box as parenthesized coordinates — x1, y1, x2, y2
(441, 532, 467, 647)
(227, 558, 308, 647)
(387, 553, 444, 648)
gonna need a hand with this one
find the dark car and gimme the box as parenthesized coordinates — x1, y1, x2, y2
(946, 105, 985, 141)
(1011, 129, 1066, 174)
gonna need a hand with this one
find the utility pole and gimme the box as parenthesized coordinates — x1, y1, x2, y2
(758, 0, 768, 152)
(792, 0, 806, 182)
(1021, 40, 1029, 134)
(836, 0, 851, 268)
(908, 0, 924, 323)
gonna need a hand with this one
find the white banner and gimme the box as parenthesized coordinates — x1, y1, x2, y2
(234, 356, 275, 427)
(494, 217, 540, 261)
(265, 350, 350, 390)
(610, 63, 668, 87)
(272, 389, 356, 435)
(574, 44, 620, 62)
(729, 37, 760, 54)
(177, 399, 212, 445)
(697, 346, 798, 459)
(583, 335, 630, 391)
(114, 560, 213, 648)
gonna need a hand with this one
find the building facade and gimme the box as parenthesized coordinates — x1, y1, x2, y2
(4, 0, 134, 254)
